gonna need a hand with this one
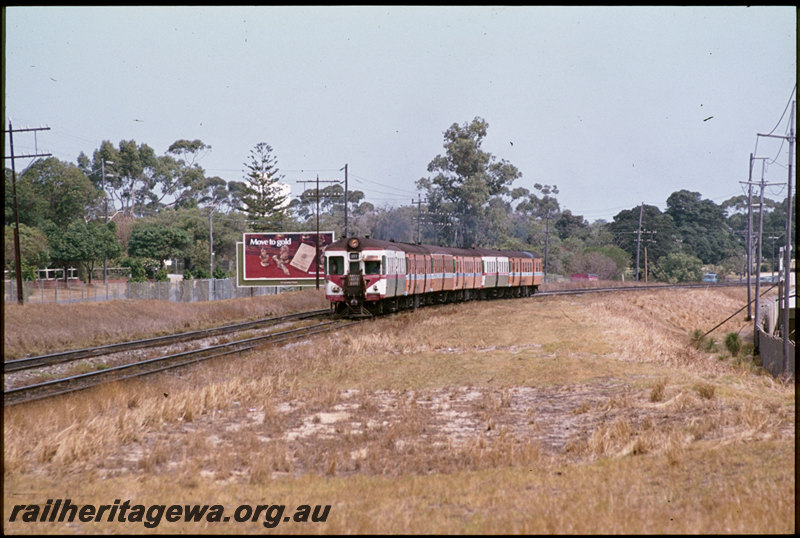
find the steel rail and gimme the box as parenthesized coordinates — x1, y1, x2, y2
(535, 281, 747, 297)
(4, 318, 358, 407)
(4, 308, 331, 373)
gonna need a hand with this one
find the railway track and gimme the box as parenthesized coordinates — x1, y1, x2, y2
(4, 308, 331, 373)
(4, 281, 752, 407)
(4, 310, 357, 406)
(536, 280, 748, 297)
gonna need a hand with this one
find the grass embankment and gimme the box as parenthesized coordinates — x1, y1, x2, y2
(3, 286, 795, 534)
(2, 289, 329, 360)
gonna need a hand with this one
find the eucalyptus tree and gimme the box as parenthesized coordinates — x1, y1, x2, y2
(555, 210, 589, 241)
(369, 205, 417, 243)
(416, 117, 521, 247)
(159, 139, 218, 210)
(288, 183, 368, 236)
(665, 189, 739, 265)
(608, 204, 679, 272)
(9, 157, 100, 229)
(79, 138, 222, 217)
(78, 140, 158, 218)
(512, 183, 561, 278)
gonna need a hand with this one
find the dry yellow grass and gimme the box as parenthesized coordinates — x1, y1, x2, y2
(3, 286, 795, 534)
(2, 289, 329, 359)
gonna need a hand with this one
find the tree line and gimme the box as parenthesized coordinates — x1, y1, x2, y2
(4, 117, 794, 284)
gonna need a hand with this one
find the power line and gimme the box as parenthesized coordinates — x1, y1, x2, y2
(765, 85, 796, 137)
(754, 84, 797, 157)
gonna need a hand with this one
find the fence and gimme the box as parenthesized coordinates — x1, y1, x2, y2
(3, 278, 304, 305)
(755, 294, 796, 380)
(756, 327, 795, 380)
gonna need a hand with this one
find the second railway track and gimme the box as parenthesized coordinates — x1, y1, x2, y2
(4, 314, 359, 406)
(4, 308, 332, 374)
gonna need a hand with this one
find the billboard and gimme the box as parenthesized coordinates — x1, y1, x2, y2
(238, 232, 335, 286)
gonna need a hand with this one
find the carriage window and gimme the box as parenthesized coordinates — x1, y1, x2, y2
(364, 260, 381, 275)
(328, 256, 345, 275)
(350, 261, 360, 274)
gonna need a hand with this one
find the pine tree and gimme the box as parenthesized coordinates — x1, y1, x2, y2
(239, 143, 289, 231)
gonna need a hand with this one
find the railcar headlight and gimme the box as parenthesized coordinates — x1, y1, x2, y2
(347, 238, 360, 250)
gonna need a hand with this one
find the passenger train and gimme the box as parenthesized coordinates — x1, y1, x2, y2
(323, 237, 543, 317)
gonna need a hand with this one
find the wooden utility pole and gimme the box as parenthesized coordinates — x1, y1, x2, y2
(412, 195, 428, 244)
(635, 203, 643, 281)
(4, 121, 51, 305)
(341, 163, 349, 237)
(644, 244, 648, 283)
(297, 176, 340, 289)
(543, 211, 551, 284)
(744, 155, 755, 320)
(101, 159, 114, 285)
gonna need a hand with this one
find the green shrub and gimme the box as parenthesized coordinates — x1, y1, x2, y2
(121, 257, 148, 282)
(724, 332, 742, 357)
(154, 268, 169, 282)
(213, 265, 227, 279)
(192, 267, 211, 279)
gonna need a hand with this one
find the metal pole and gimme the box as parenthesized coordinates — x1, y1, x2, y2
(757, 101, 795, 372)
(315, 175, 320, 290)
(343, 164, 348, 238)
(746, 155, 754, 320)
(754, 163, 765, 334)
(782, 102, 794, 370)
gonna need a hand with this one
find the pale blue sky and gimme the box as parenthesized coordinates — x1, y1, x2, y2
(4, 6, 796, 222)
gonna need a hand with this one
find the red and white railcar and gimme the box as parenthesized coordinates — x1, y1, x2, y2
(324, 237, 543, 317)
